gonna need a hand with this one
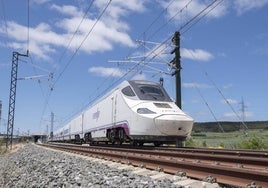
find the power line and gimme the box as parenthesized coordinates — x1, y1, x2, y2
(124, 0, 193, 64)
(182, 43, 248, 130)
(180, 0, 224, 34)
(53, 0, 224, 124)
(53, 0, 112, 87)
(39, 0, 112, 125)
(121, 0, 223, 79)
(122, 0, 221, 80)
(36, 1, 96, 129)
(58, 0, 198, 122)
(149, 0, 193, 40)
(138, 0, 181, 40)
(192, 80, 225, 133)
(56, 0, 95, 71)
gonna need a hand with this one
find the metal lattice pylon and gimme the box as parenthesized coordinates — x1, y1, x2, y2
(6, 52, 19, 149)
(6, 51, 29, 149)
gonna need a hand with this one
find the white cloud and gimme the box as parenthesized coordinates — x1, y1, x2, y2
(31, 0, 51, 5)
(160, 0, 228, 23)
(161, 0, 268, 23)
(181, 48, 213, 61)
(0, 1, 144, 60)
(56, 17, 135, 53)
(93, 0, 147, 32)
(222, 83, 233, 89)
(222, 111, 254, 120)
(0, 21, 67, 60)
(183, 82, 212, 89)
(94, 0, 146, 19)
(233, 0, 268, 14)
(50, 4, 83, 17)
(88, 66, 124, 77)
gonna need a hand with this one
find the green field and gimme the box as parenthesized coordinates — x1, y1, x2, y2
(187, 130, 268, 149)
(187, 121, 268, 149)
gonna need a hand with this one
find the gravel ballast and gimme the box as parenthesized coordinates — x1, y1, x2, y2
(0, 144, 176, 187)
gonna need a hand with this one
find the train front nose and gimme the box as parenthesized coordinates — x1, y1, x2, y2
(154, 114, 194, 136)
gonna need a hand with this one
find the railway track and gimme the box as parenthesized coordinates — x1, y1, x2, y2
(41, 143, 268, 187)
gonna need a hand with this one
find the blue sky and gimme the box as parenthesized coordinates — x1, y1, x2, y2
(0, 0, 268, 134)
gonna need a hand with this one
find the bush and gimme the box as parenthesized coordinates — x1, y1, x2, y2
(185, 137, 196, 147)
(0, 138, 7, 154)
(202, 140, 207, 147)
(219, 142, 225, 148)
(240, 134, 267, 150)
(191, 133, 207, 137)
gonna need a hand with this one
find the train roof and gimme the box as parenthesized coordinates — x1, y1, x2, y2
(91, 80, 163, 103)
(85, 80, 165, 109)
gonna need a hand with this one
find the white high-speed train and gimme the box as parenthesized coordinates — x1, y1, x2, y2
(51, 80, 194, 146)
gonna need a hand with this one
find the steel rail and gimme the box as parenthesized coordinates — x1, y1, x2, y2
(40, 143, 268, 187)
(158, 147, 268, 158)
(45, 143, 268, 166)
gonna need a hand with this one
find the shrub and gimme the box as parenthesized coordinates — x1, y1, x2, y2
(185, 137, 196, 147)
(219, 142, 225, 148)
(191, 133, 207, 137)
(0, 138, 7, 154)
(241, 134, 267, 150)
(202, 140, 207, 147)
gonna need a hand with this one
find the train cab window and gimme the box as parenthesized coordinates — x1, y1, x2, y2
(128, 80, 172, 102)
(138, 85, 164, 100)
(122, 86, 136, 97)
(139, 86, 163, 96)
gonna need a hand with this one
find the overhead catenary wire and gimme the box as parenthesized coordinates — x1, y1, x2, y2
(63, 0, 200, 120)
(52, 0, 112, 87)
(22, 0, 55, 132)
(79, 0, 223, 106)
(123, 0, 225, 87)
(95, 0, 227, 120)
(182, 44, 248, 131)
(54, 0, 226, 125)
(206, 72, 249, 130)
(63, 0, 231, 128)
(148, 0, 194, 40)
(187, 76, 225, 133)
(180, 0, 224, 34)
(123, 0, 223, 80)
(122, 0, 193, 70)
(136, 0, 182, 41)
(38, 0, 112, 126)
(37, 0, 97, 129)
(56, 0, 95, 72)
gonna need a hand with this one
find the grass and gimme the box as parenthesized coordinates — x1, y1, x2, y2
(0, 138, 7, 155)
(187, 129, 268, 149)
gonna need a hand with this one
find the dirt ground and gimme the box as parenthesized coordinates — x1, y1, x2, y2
(1, 143, 26, 155)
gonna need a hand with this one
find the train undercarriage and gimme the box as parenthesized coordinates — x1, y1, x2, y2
(64, 127, 185, 147)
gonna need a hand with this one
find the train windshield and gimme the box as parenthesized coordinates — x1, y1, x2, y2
(128, 80, 172, 102)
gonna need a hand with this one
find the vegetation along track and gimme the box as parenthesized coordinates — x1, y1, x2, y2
(41, 143, 268, 187)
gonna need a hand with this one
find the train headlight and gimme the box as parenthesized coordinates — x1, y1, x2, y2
(137, 108, 156, 114)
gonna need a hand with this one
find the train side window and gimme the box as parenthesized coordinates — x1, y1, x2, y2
(122, 86, 136, 96)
